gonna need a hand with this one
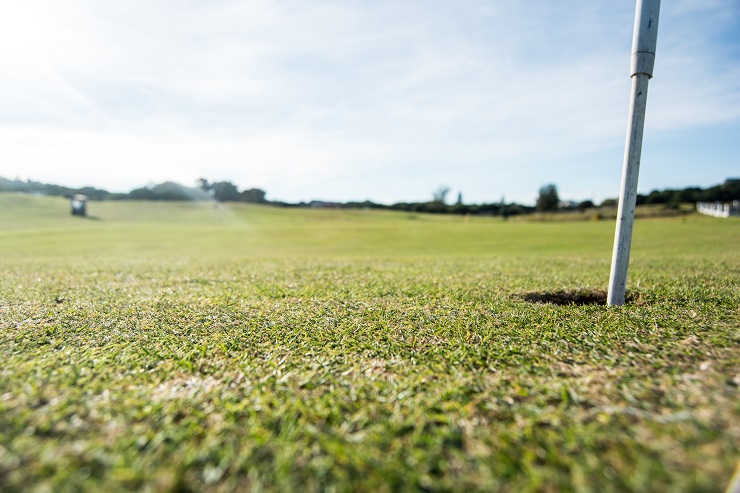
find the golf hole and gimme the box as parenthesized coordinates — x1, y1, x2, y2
(521, 289, 621, 306)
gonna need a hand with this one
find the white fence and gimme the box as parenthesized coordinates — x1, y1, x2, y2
(696, 201, 740, 218)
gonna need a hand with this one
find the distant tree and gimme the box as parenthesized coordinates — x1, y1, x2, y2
(210, 181, 240, 202)
(450, 192, 469, 214)
(600, 198, 618, 207)
(343, 200, 384, 209)
(126, 182, 193, 201)
(0, 177, 110, 200)
(197, 178, 211, 192)
(127, 187, 156, 200)
(645, 189, 672, 204)
(151, 182, 194, 200)
(701, 179, 740, 202)
(240, 188, 267, 203)
(577, 200, 595, 210)
(506, 203, 531, 216)
(433, 186, 450, 204)
(536, 184, 559, 212)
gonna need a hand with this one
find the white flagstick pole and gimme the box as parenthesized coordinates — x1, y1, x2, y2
(608, 0, 661, 306)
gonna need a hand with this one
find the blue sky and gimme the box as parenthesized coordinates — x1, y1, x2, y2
(1, 0, 738, 205)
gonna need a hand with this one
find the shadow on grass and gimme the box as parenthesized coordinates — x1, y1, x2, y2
(519, 289, 638, 306)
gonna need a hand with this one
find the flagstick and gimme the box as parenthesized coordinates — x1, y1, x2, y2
(608, 0, 661, 306)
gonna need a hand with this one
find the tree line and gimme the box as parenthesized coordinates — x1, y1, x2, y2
(0, 177, 267, 204)
(534, 179, 740, 212)
(633, 180, 740, 207)
(1, 176, 738, 215)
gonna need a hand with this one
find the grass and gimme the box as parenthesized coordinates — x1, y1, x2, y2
(0, 194, 738, 492)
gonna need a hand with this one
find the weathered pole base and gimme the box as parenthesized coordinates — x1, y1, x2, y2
(608, 74, 651, 306)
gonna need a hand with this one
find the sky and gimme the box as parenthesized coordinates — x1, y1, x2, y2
(1, 0, 739, 205)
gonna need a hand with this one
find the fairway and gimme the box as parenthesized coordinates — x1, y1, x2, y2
(1, 194, 738, 492)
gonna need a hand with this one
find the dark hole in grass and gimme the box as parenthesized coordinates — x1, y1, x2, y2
(520, 289, 634, 306)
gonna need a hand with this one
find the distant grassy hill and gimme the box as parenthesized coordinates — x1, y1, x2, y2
(0, 193, 735, 260)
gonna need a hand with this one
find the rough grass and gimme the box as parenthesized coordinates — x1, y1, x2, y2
(0, 194, 738, 492)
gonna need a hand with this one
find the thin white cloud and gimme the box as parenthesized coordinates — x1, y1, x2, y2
(0, 0, 738, 203)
